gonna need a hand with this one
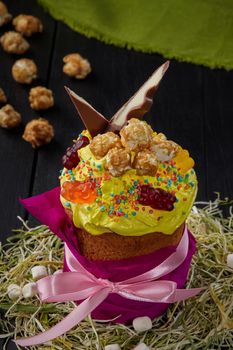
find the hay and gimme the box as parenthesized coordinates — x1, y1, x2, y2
(0, 198, 233, 349)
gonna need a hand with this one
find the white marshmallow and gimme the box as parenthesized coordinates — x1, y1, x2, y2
(53, 269, 63, 275)
(133, 343, 150, 350)
(227, 253, 233, 269)
(7, 284, 22, 300)
(22, 282, 38, 298)
(31, 266, 48, 281)
(104, 345, 121, 350)
(133, 316, 152, 332)
(192, 206, 199, 214)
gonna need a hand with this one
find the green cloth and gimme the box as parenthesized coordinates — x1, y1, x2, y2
(38, 0, 233, 70)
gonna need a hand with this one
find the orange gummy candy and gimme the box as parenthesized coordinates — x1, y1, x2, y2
(173, 149, 195, 174)
(61, 180, 97, 204)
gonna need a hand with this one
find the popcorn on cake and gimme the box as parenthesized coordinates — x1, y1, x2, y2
(105, 147, 131, 176)
(150, 133, 178, 161)
(0, 31, 29, 54)
(133, 150, 158, 176)
(89, 131, 122, 159)
(88, 119, 183, 177)
(120, 118, 153, 151)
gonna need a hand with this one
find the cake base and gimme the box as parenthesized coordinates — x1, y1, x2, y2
(76, 224, 184, 260)
(66, 208, 184, 260)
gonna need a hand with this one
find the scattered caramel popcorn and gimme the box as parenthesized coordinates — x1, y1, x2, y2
(29, 86, 54, 110)
(0, 1, 12, 26)
(133, 150, 158, 176)
(0, 104, 21, 128)
(90, 132, 122, 159)
(0, 31, 29, 54)
(23, 118, 54, 148)
(63, 53, 91, 79)
(120, 118, 153, 152)
(12, 58, 37, 84)
(150, 133, 178, 161)
(0, 87, 7, 104)
(13, 14, 43, 37)
(105, 147, 131, 176)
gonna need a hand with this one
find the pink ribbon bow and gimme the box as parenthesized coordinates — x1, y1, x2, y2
(15, 226, 203, 347)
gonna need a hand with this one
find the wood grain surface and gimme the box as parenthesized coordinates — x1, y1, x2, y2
(0, 1, 233, 348)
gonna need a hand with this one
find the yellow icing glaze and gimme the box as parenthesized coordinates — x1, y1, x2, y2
(60, 142, 197, 236)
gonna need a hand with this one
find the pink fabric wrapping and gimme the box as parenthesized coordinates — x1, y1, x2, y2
(20, 187, 197, 323)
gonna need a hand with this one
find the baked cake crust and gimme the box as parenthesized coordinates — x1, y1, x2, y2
(74, 223, 185, 261)
(66, 207, 184, 260)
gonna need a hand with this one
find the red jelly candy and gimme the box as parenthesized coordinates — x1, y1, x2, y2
(62, 135, 89, 169)
(138, 185, 176, 211)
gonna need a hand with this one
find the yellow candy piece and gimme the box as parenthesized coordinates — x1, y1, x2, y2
(173, 148, 195, 174)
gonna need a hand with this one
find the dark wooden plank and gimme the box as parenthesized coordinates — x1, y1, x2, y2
(0, 0, 56, 242)
(203, 68, 233, 200)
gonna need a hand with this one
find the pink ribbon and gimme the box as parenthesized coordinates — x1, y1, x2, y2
(15, 226, 203, 347)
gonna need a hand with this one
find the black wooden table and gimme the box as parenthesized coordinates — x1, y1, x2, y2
(1, 1, 233, 348)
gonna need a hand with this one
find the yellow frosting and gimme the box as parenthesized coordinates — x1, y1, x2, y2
(60, 140, 197, 236)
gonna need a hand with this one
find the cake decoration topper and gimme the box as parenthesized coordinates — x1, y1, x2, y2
(65, 61, 169, 136)
(107, 61, 170, 132)
(65, 86, 109, 137)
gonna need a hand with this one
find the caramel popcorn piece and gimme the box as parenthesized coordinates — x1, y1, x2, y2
(120, 118, 153, 152)
(133, 150, 158, 176)
(150, 133, 178, 161)
(0, 87, 7, 104)
(29, 86, 54, 110)
(63, 53, 91, 79)
(152, 132, 167, 143)
(0, 1, 12, 26)
(23, 118, 54, 148)
(0, 104, 21, 128)
(13, 14, 43, 37)
(12, 58, 37, 84)
(0, 31, 29, 54)
(90, 132, 122, 159)
(105, 147, 131, 176)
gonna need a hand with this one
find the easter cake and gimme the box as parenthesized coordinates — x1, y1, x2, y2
(59, 61, 197, 261)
